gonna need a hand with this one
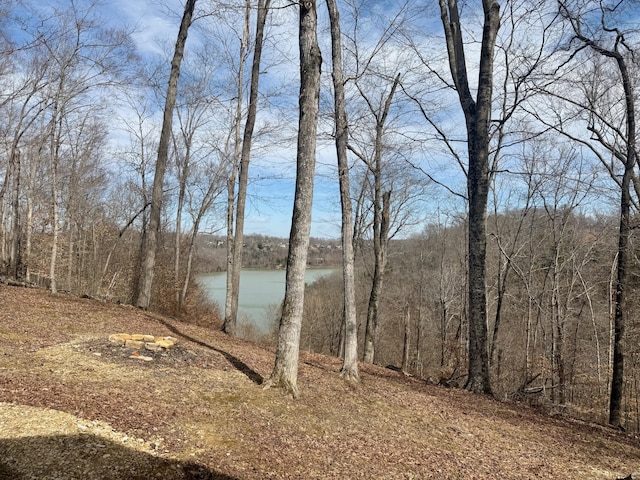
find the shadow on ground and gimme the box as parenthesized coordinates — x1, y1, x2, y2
(0, 434, 237, 480)
(151, 316, 264, 385)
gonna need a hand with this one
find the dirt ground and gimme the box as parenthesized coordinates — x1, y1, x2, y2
(0, 284, 639, 479)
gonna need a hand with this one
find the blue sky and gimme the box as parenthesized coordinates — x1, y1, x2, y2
(103, 0, 356, 239)
(92, 0, 633, 239)
(6, 0, 636, 247)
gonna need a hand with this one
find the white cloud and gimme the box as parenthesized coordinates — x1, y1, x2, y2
(110, 0, 179, 56)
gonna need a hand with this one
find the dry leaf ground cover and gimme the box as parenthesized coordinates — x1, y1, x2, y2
(0, 284, 639, 479)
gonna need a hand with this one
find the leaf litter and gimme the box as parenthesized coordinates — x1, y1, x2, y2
(0, 285, 639, 479)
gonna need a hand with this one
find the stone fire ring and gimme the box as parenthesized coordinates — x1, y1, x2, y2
(108, 333, 178, 362)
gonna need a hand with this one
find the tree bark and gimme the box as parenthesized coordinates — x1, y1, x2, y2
(9, 149, 21, 279)
(608, 54, 634, 428)
(363, 189, 391, 363)
(224, 0, 251, 335)
(605, 43, 634, 432)
(325, 0, 359, 381)
(49, 94, 63, 295)
(263, 0, 321, 398)
(224, 0, 271, 335)
(401, 301, 410, 374)
(135, 0, 197, 309)
(362, 73, 400, 364)
(438, 0, 499, 395)
(173, 134, 191, 312)
(557, 0, 636, 428)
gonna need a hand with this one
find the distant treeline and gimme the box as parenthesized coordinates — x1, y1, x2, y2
(195, 234, 344, 271)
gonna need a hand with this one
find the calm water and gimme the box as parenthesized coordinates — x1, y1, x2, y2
(198, 268, 337, 332)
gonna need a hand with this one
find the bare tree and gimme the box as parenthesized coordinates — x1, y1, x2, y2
(223, 0, 252, 334)
(552, 0, 638, 428)
(263, 0, 322, 398)
(181, 160, 228, 308)
(171, 49, 225, 312)
(349, 73, 401, 365)
(111, 94, 156, 301)
(60, 109, 109, 293)
(136, 0, 197, 309)
(326, 0, 358, 381)
(16, 0, 133, 294)
(0, 59, 48, 279)
(438, 0, 500, 394)
(224, 0, 271, 335)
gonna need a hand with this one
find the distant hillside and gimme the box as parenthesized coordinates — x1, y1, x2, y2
(195, 234, 343, 271)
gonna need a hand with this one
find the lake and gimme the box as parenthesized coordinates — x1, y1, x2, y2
(197, 268, 337, 332)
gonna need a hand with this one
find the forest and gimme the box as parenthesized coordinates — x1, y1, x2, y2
(1, 0, 639, 432)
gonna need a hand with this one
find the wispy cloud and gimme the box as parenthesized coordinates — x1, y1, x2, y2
(110, 0, 178, 56)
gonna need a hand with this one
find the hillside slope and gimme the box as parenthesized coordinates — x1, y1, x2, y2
(0, 284, 638, 479)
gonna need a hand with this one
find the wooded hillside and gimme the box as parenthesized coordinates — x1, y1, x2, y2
(0, 285, 638, 479)
(2, 0, 640, 433)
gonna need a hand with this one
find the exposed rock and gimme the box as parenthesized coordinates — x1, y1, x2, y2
(144, 343, 162, 352)
(109, 333, 178, 357)
(108, 333, 130, 345)
(129, 354, 153, 362)
(155, 338, 176, 349)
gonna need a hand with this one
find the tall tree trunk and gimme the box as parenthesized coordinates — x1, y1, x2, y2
(9, 149, 21, 279)
(363, 189, 391, 363)
(135, 0, 197, 309)
(326, 0, 358, 381)
(401, 301, 410, 374)
(181, 173, 221, 307)
(174, 146, 190, 311)
(0, 162, 9, 267)
(610, 147, 633, 427)
(415, 282, 424, 377)
(224, 0, 251, 334)
(608, 48, 635, 431)
(24, 141, 42, 284)
(224, 0, 270, 335)
(49, 158, 59, 294)
(438, 0, 499, 395)
(263, 0, 321, 398)
(49, 107, 62, 295)
(362, 73, 400, 364)
(557, 2, 637, 428)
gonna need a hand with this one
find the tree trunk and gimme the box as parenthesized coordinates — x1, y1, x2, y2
(182, 173, 221, 307)
(438, 0, 499, 395)
(363, 190, 391, 363)
(224, 0, 270, 335)
(415, 287, 424, 378)
(49, 107, 62, 295)
(9, 149, 21, 279)
(24, 141, 41, 284)
(223, 0, 251, 335)
(608, 49, 635, 430)
(610, 150, 632, 428)
(557, 2, 637, 427)
(135, 0, 197, 309)
(263, 0, 321, 398)
(362, 73, 400, 364)
(325, 0, 359, 381)
(401, 302, 410, 374)
(174, 143, 190, 311)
